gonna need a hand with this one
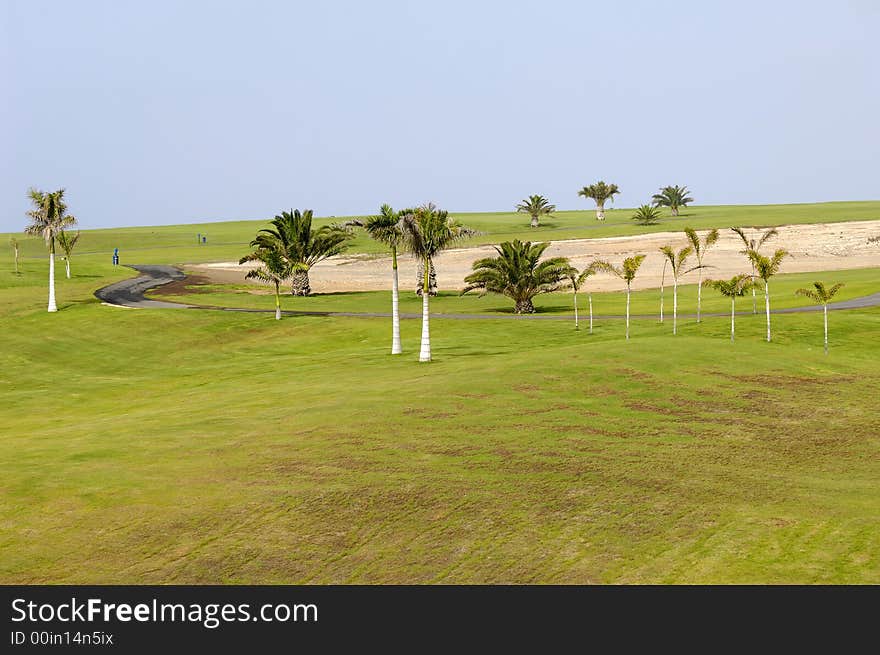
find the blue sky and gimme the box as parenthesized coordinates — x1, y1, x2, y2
(2, 0, 878, 230)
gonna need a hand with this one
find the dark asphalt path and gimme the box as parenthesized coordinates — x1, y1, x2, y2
(95, 265, 880, 319)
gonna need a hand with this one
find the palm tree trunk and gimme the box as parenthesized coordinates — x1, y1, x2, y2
(419, 256, 431, 362)
(391, 246, 401, 354)
(596, 202, 605, 221)
(65, 257, 71, 279)
(730, 297, 735, 341)
(823, 303, 828, 355)
(625, 283, 631, 340)
(573, 290, 579, 330)
(530, 215, 539, 228)
(274, 281, 281, 320)
(672, 207, 679, 217)
(659, 260, 666, 323)
(47, 238, 57, 313)
(765, 280, 771, 342)
(672, 278, 678, 335)
(696, 265, 703, 323)
(751, 264, 757, 314)
(14, 246, 20, 274)
(588, 293, 593, 334)
(291, 269, 311, 296)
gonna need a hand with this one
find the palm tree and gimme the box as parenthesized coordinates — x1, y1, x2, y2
(659, 257, 667, 323)
(730, 226, 778, 314)
(9, 237, 20, 275)
(795, 281, 844, 354)
(659, 244, 695, 335)
(652, 185, 693, 216)
(24, 188, 77, 312)
(239, 245, 293, 320)
(632, 204, 662, 225)
(251, 209, 351, 296)
(704, 275, 753, 342)
(684, 226, 719, 323)
(349, 204, 406, 354)
(516, 195, 556, 228)
(462, 240, 570, 314)
(56, 230, 80, 279)
(748, 248, 790, 342)
(577, 181, 620, 221)
(594, 254, 647, 340)
(399, 204, 475, 362)
(565, 262, 599, 332)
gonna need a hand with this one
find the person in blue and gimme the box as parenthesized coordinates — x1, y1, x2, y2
(112, 248, 119, 266)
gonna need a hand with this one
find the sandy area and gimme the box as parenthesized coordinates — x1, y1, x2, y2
(190, 220, 880, 294)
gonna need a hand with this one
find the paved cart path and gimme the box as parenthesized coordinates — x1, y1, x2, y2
(95, 265, 880, 319)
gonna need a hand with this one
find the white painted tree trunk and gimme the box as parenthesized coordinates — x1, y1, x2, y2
(659, 260, 666, 323)
(274, 282, 281, 320)
(391, 250, 402, 354)
(625, 284, 631, 340)
(573, 291, 579, 330)
(14, 247, 20, 274)
(418, 289, 431, 362)
(672, 278, 678, 335)
(588, 293, 593, 334)
(730, 297, 735, 341)
(765, 281, 771, 342)
(751, 264, 757, 314)
(596, 203, 605, 221)
(47, 249, 58, 313)
(823, 304, 828, 355)
(64, 258, 71, 279)
(696, 266, 703, 322)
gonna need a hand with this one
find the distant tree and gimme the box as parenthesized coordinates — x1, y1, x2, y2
(239, 244, 293, 320)
(795, 281, 844, 354)
(748, 248, 790, 342)
(564, 262, 600, 332)
(730, 226, 778, 314)
(577, 181, 620, 221)
(659, 244, 696, 335)
(399, 204, 475, 362)
(462, 240, 570, 314)
(684, 227, 719, 323)
(652, 185, 693, 216)
(9, 237, 20, 275)
(594, 254, 647, 340)
(56, 230, 81, 279)
(632, 204, 662, 226)
(24, 188, 77, 312)
(516, 195, 556, 228)
(704, 275, 753, 342)
(348, 204, 407, 354)
(250, 209, 351, 296)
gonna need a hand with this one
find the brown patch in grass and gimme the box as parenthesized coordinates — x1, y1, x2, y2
(150, 274, 214, 296)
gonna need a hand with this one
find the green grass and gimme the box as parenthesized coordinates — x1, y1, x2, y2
(2, 249, 879, 583)
(4, 200, 879, 266)
(150, 267, 880, 317)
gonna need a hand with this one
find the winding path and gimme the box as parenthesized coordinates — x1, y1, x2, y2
(95, 265, 880, 319)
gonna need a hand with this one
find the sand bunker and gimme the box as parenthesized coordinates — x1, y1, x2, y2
(190, 220, 880, 294)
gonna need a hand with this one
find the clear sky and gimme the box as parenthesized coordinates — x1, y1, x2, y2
(2, 0, 878, 230)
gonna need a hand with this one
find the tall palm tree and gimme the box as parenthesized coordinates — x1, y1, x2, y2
(684, 226, 719, 323)
(594, 254, 646, 340)
(24, 188, 77, 312)
(239, 244, 293, 320)
(565, 262, 599, 332)
(652, 185, 693, 216)
(462, 240, 570, 314)
(56, 230, 80, 279)
(632, 204, 662, 225)
(577, 181, 620, 221)
(252, 209, 352, 296)
(349, 204, 406, 354)
(748, 248, 790, 342)
(659, 244, 695, 335)
(9, 237, 20, 275)
(704, 275, 753, 342)
(795, 281, 844, 354)
(399, 204, 474, 362)
(730, 226, 778, 314)
(516, 195, 556, 228)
